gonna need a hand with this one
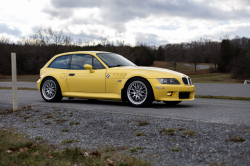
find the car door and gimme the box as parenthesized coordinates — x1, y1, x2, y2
(66, 54, 106, 93)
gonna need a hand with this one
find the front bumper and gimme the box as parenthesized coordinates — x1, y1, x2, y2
(148, 79, 195, 101)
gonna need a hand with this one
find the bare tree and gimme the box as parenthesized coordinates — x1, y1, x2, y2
(205, 40, 220, 69)
(32, 28, 72, 55)
(164, 44, 183, 71)
(99, 36, 109, 46)
(187, 41, 202, 71)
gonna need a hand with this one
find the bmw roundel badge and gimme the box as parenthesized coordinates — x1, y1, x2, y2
(107, 74, 110, 78)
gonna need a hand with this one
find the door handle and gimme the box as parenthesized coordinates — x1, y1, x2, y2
(68, 73, 75, 76)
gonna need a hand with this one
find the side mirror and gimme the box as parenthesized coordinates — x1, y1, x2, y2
(84, 64, 95, 73)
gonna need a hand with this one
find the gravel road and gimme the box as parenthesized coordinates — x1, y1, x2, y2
(0, 102, 250, 166)
(1, 89, 250, 126)
(1, 85, 250, 165)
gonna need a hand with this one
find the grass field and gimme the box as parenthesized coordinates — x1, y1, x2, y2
(151, 61, 214, 71)
(151, 61, 194, 71)
(190, 73, 244, 84)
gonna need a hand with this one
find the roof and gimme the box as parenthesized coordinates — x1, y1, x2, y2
(68, 51, 109, 53)
(55, 51, 110, 57)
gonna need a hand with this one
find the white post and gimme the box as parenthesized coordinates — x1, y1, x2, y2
(244, 80, 247, 84)
(11, 52, 18, 110)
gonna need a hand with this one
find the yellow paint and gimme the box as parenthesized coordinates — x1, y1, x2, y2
(60, 73, 65, 79)
(37, 51, 196, 102)
(67, 69, 106, 92)
(37, 68, 70, 92)
(62, 92, 120, 100)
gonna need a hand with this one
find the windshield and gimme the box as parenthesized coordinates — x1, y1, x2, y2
(97, 53, 136, 68)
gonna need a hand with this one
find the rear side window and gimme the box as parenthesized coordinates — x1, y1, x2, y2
(48, 55, 70, 69)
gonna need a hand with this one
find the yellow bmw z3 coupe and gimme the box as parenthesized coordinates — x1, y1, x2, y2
(37, 51, 195, 107)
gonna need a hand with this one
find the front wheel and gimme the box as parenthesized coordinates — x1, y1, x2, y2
(163, 101, 182, 105)
(125, 78, 153, 107)
(41, 77, 63, 102)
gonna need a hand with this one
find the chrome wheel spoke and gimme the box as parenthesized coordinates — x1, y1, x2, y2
(127, 81, 148, 105)
(42, 80, 57, 100)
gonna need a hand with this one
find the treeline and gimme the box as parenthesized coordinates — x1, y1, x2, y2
(157, 36, 250, 79)
(0, 29, 155, 77)
(0, 28, 249, 79)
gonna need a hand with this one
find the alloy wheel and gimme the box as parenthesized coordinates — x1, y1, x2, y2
(127, 81, 148, 105)
(42, 80, 57, 100)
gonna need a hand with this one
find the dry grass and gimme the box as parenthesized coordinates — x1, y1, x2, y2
(62, 139, 79, 144)
(70, 122, 80, 125)
(0, 129, 151, 166)
(0, 105, 32, 115)
(190, 73, 244, 84)
(0, 75, 39, 82)
(171, 147, 182, 152)
(151, 61, 194, 71)
(159, 128, 175, 136)
(195, 95, 250, 101)
(181, 69, 211, 75)
(228, 136, 245, 142)
(128, 147, 144, 153)
(183, 130, 196, 136)
(0, 87, 38, 90)
(135, 132, 146, 136)
(138, 120, 150, 126)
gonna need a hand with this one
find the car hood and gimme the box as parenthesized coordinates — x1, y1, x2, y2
(111, 66, 187, 78)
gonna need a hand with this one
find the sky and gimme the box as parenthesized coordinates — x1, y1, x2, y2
(0, 0, 250, 45)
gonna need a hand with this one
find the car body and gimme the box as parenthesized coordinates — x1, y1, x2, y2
(37, 51, 195, 106)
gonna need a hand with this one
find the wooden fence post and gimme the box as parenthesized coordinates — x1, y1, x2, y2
(11, 52, 18, 110)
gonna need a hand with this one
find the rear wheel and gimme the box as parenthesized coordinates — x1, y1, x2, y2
(41, 77, 63, 102)
(163, 101, 182, 105)
(125, 78, 153, 107)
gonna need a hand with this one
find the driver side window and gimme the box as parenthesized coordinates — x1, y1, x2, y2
(71, 54, 92, 70)
(70, 54, 105, 70)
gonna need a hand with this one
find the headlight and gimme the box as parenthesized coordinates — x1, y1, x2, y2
(157, 78, 180, 84)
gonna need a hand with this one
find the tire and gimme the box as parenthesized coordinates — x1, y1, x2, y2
(125, 77, 153, 107)
(163, 101, 182, 105)
(41, 77, 63, 102)
(88, 99, 98, 102)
